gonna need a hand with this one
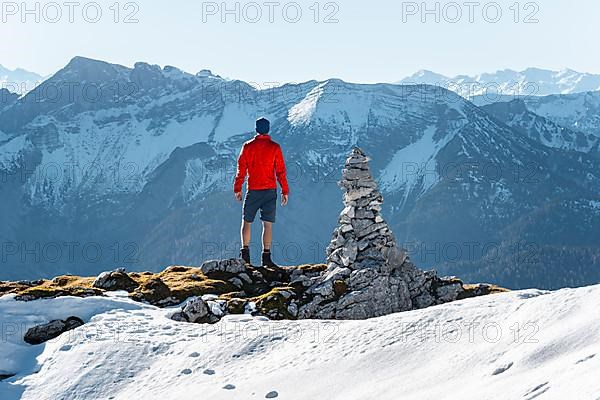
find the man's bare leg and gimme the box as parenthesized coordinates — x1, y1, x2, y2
(261, 221, 279, 268)
(241, 220, 251, 247)
(262, 221, 273, 251)
(240, 220, 252, 264)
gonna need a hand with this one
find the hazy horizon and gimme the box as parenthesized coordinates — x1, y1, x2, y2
(3, 56, 600, 88)
(1, 0, 599, 85)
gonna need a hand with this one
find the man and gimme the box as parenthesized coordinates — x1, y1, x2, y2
(234, 117, 289, 267)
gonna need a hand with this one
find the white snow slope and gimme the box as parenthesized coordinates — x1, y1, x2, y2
(1, 285, 599, 400)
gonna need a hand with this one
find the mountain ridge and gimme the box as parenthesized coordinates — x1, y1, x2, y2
(398, 67, 600, 98)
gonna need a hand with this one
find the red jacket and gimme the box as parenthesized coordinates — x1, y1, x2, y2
(234, 134, 289, 195)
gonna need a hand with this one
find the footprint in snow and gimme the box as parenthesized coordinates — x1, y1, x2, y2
(223, 384, 236, 390)
(492, 362, 513, 376)
(181, 369, 192, 375)
(59, 345, 72, 352)
(189, 352, 200, 358)
(524, 382, 550, 400)
(576, 354, 596, 364)
(203, 369, 215, 375)
(265, 391, 279, 398)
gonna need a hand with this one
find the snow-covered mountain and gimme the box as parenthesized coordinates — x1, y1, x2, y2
(398, 68, 600, 98)
(481, 99, 599, 153)
(521, 91, 600, 139)
(0, 65, 44, 95)
(478, 90, 600, 154)
(1, 284, 599, 399)
(1, 57, 600, 290)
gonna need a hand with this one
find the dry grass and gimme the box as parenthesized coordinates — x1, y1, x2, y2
(15, 275, 102, 300)
(154, 266, 236, 303)
(459, 283, 510, 300)
(0, 281, 35, 296)
(2, 265, 508, 310)
(6, 266, 241, 305)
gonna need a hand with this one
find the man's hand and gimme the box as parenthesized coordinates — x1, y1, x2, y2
(281, 194, 288, 207)
(235, 192, 243, 202)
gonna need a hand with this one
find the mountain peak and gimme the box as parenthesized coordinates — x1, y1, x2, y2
(401, 69, 448, 83)
(65, 56, 112, 69)
(196, 69, 215, 78)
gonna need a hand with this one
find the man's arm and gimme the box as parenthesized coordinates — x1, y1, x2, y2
(275, 145, 289, 205)
(233, 145, 247, 200)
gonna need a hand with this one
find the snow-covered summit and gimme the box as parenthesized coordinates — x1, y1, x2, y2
(398, 68, 600, 97)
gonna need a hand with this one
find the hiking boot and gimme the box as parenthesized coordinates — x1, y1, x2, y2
(261, 251, 279, 268)
(240, 247, 251, 265)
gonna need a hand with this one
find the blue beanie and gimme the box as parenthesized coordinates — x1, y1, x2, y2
(256, 118, 270, 134)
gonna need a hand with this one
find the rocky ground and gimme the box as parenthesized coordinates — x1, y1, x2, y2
(0, 260, 505, 327)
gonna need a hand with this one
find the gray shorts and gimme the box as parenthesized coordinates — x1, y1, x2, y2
(243, 189, 277, 223)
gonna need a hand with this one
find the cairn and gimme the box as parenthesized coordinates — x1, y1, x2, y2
(298, 147, 466, 320)
(325, 147, 396, 271)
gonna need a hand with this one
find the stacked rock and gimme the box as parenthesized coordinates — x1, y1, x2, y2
(325, 147, 396, 272)
(299, 147, 466, 320)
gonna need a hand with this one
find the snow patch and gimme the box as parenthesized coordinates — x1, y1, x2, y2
(379, 126, 452, 202)
(1, 285, 599, 399)
(287, 82, 326, 126)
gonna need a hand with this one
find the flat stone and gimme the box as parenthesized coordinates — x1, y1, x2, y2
(344, 187, 375, 202)
(352, 218, 375, 232)
(342, 168, 372, 181)
(201, 259, 247, 275)
(355, 209, 375, 219)
(356, 222, 387, 239)
(340, 224, 353, 233)
(340, 205, 355, 219)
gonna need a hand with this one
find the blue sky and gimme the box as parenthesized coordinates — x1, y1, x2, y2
(1, 0, 598, 83)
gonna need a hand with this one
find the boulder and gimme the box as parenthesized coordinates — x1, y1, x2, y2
(24, 316, 84, 345)
(182, 297, 210, 322)
(130, 277, 171, 305)
(175, 296, 225, 324)
(93, 268, 139, 292)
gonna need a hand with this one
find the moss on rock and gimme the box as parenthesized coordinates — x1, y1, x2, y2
(333, 280, 348, 297)
(129, 277, 171, 305)
(226, 298, 248, 314)
(14, 276, 102, 301)
(157, 266, 236, 303)
(251, 287, 297, 320)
